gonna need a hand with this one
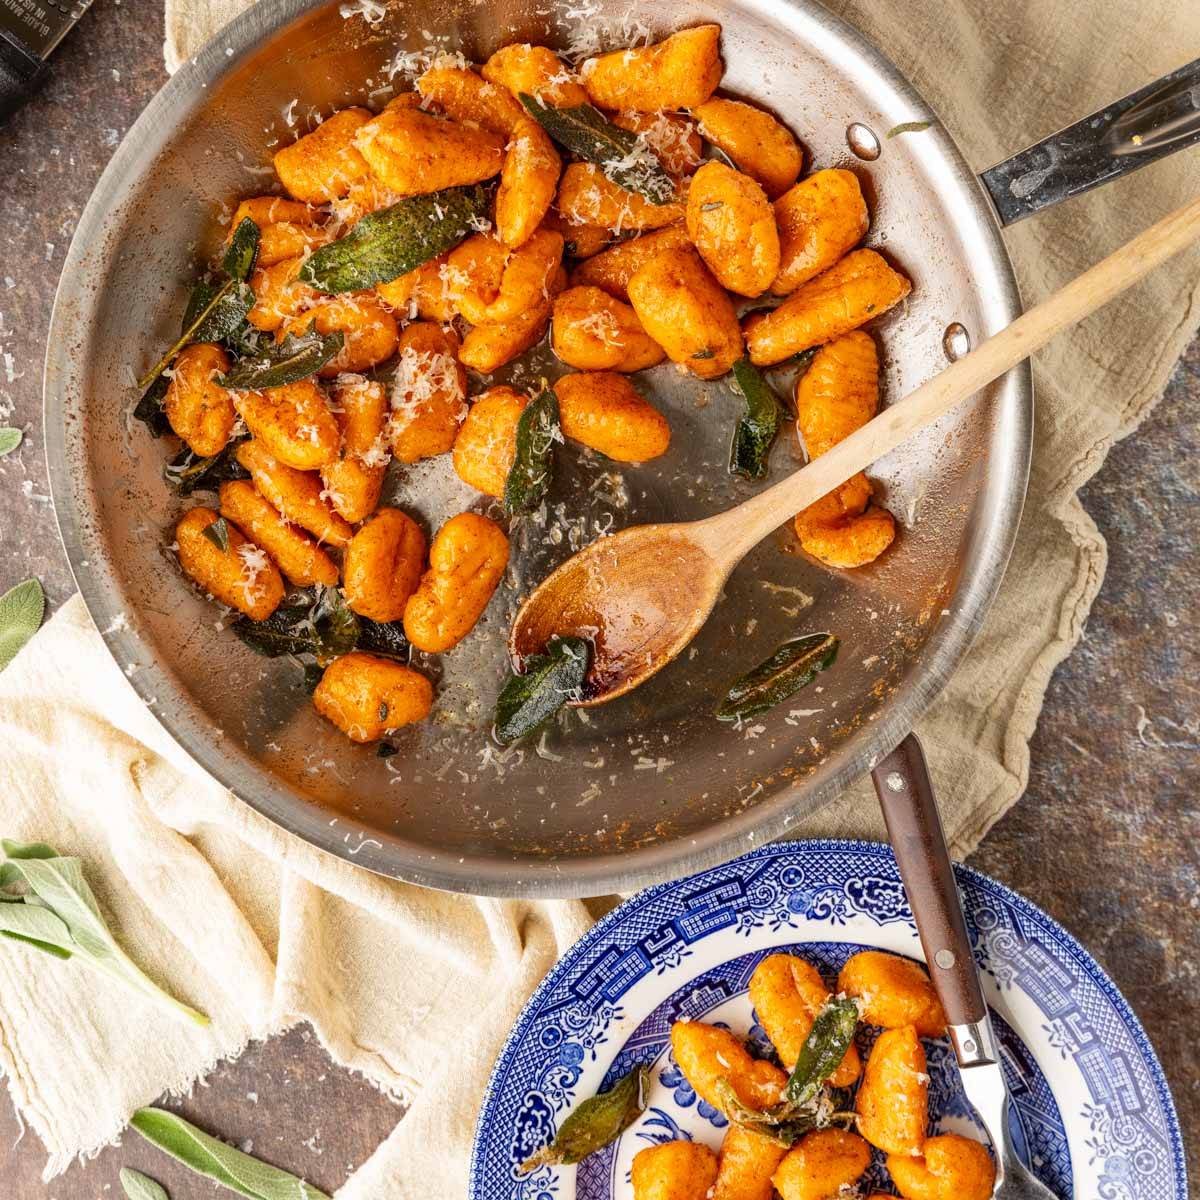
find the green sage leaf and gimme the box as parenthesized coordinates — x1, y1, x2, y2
(0, 428, 22, 456)
(202, 517, 231, 553)
(519, 1064, 650, 1172)
(1, 838, 59, 859)
(163, 441, 250, 496)
(217, 328, 344, 390)
(0, 900, 75, 959)
(300, 184, 492, 293)
(712, 1078, 816, 1147)
(495, 636, 590, 745)
(783, 996, 861, 1106)
(729, 358, 784, 481)
(139, 279, 256, 390)
(0, 843, 208, 1026)
(222, 217, 261, 282)
(519, 96, 676, 204)
(231, 588, 360, 666)
(0, 579, 45, 670)
(133, 376, 172, 438)
(715, 632, 839, 721)
(357, 617, 410, 662)
(504, 383, 560, 516)
(119, 1166, 170, 1200)
(130, 1108, 330, 1200)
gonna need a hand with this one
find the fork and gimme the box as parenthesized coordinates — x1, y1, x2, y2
(870, 734, 1059, 1199)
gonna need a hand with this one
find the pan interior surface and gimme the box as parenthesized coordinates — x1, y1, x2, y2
(44, 0, 1029, 895)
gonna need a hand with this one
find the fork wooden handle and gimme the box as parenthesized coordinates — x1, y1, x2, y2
(871, 733, 987, 1027)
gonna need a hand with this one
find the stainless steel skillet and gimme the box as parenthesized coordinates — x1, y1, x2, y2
(42, 0, 1200, 896)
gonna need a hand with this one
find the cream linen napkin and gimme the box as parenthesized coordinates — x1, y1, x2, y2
(2, 0, 1196, 1194)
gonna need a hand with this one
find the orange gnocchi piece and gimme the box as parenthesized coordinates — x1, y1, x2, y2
(712, 1125, 788, 1200)
(669, 1021, 785, 1113)
(692, 98, 804, 198)
(176, 507, 284, 620)
(343, 508, 427, 623)
(855, 1025, 929, 1157)
(837, 950, 947, 1037)
(744, 248, 911, 366)
(458, 299, 556, 373)
(452, 229, 564, 326)
(375, 252, 458, 323)
(218, 480, 338, 588)
(279, 297, 399, 377)
(403, 512, 510, 653)
(451, 386, 528, 496)
(685, 160, 780, 297)
(771, 1129, 871, 1200)
(557, 162, 684, 233)
(482, 44, 589, 108)
(164, 342, 236, 457)
(247, 255, 318, 332)
(772, 169, 870, 295)
(416, 61, 525, 135)
(627, 245, 743, 379)
(229, 197, 331, 267)
(887, 1134, 996, 1200)
(272, 108, 373, 202)
(581, 25, 722, 111)
(569, 224, 690, 301)
(354, 105, 505, 196)
(235, 438, 353, 547)
(543, 207, 613, 259)
(390, 322, 469, 464)
(496, 119, 561, 248)
(312, 652, 433, 743)
(632, 1141, 719, 1200)
(551, 285, 665, 372)
(320, 375, 390, 523)
(613, 111, 703, 177)
(747, 954, 861, 1088)
(553, 372, 670, 462)
(232, 379, 340, 470)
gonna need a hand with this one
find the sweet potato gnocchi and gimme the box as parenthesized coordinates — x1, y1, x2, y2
(138, 20, 916, 748)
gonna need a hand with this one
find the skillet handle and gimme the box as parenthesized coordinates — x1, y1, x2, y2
(980, 56, 1200, 225)
(870, 734, 987, 1031)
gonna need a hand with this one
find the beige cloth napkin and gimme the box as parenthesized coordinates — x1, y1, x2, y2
(1, 0, 1196, 1194)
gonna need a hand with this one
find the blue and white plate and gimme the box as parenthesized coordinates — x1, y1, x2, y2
(470, 840, 1186, 1200)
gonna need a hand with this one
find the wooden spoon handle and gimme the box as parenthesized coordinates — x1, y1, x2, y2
(700, 194, 1200, 561)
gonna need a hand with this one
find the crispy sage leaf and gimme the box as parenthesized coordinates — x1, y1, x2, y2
(357, 617, 410, 662)
(300, 184, 491, 293)
(130, 1108, 330, 1200)
(729, 358, 784, 480)
(202, 517, 231, 553)
(119, 1166, 170, 1200)
(783, 997, 861, 1106)
(519, 1064, 650, 1172)
(139, 279, 256, 390)
(504, 384, 560, 515)
(495, 636, 590, 745)
(0, 427, 22, 456)
(0, 579, 44, 670)
(222, 216, 261, 282)
(231, 588, 360, 666)
(713, 1078, 817, 1147)
(133, 375, 172, 438)
(0, 841, 208, 1025)
(163, 441, 250, 496)
(519, 96, 676, 204)
(218, 328, 344, 389)
(715, 632, 839, 721)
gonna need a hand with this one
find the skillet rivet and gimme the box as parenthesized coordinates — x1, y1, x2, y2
(936, 948, 957, 969)
(943, 322, 972, 361)
(846, 122, 881, 160)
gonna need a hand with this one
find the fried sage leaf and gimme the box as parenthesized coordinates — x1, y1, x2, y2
(218, 328, 344, 389)
(231, 588, 360, 666)
(300, 184, 491, 293)
(495, 636, 590, 745)
(201, 517, 231, 553)
(729, 358, 785, 480)
(504, 383, 560, 516)
(519, 95, 676, 204)
(222, 216, 261, 282)
(130, 1108, 330, 1200)
(783, 996, 860, 1106)
(357, 617, 410, 662)
(0, 840, 208, 1025)
(163, 440, 250, 496)
(519, 1064, 650, 1172)
(133, 375, 172, 438)
(715, 633, 839, 721)
(119, 1167, 169, 1200)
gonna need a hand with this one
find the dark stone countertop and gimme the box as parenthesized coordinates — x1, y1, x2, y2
(0, 2, 1194, 1193)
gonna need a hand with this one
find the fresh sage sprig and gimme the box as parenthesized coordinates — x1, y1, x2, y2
(519, 1064, 650, 1172)
(715, 633, 839, 721)
(519, 96, 676, 204)
(494, 636, 590, 744)
(729, 358, 785, 481)
(300, 184, 491, 293)
(137, 217, 260, 389)
(504, 383, 560, 516)
(0, 840, 209, 1026)
(130, 1108, 330, 1200)
(119, 1167, 169, 1200)
(0, 578, 44, 670)
(0, 427, 22, 456)
(217, 328, 344, 390)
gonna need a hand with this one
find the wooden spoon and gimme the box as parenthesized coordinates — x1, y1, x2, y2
(511, 196, 1200, 705)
